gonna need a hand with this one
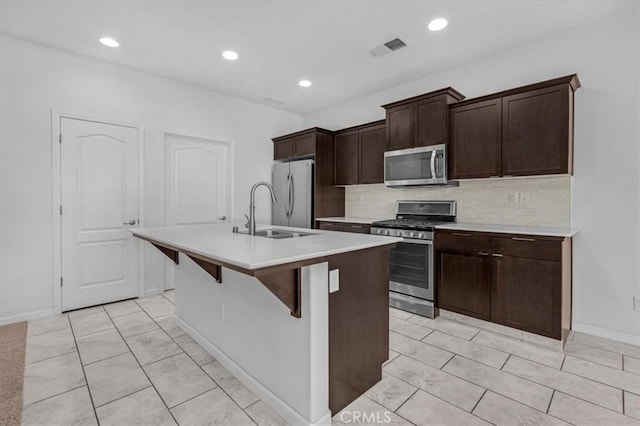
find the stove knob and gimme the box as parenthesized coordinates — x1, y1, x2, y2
(418, 232, 424, 239)
(384, 230, 390, 236)
(409, 231, 415, 238)
(376, 229, 382, 234)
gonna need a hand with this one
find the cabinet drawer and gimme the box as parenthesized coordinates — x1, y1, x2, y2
(343, 224, 370, 234)
(492, 236, 562, 261)
(318, 222, 345, 232)
(436, 231, 491, 253)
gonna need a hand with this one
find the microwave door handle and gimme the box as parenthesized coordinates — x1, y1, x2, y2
(430, 150, 436, 181)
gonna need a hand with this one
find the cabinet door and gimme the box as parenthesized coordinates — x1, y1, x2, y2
(414, 96, 447, 147)
(294, 133, 315, 156)
(274, 139, 293, 160)
(449, 99, 501, 179)
(386, 104, 413, 150)
(318, 222, 345, 232)
(437, 251, 491, 320)
(359, 123, 386, 184)
(334, 130, 359, 185)
(502, 84, 571, 176)
(491, 256, 561, 339)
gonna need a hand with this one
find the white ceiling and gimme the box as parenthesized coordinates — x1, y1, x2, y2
(0, 0, 633, 115)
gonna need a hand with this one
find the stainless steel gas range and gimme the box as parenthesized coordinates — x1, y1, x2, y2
(371, 200, 456, 318)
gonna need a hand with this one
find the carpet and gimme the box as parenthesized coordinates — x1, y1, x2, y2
(0, 321, 27, 426)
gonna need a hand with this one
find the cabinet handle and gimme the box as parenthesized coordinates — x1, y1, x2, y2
(452, 233, 471, 237)
(512, 237, 535, 242)
(478, 252, 489, 256)
(350, 225, 363, 228)
(492, 253, 504, 257)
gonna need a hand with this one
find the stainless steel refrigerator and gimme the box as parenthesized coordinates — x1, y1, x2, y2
(272, 159, 314, 228)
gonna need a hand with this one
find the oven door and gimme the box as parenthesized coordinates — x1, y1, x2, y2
(388, 238, 433, 301)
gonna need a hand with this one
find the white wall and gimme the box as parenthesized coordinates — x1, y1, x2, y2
(305, 10, 640, 344)
(0, 34, 303, 323)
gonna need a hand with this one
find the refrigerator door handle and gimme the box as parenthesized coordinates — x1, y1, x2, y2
(285, 174, 291, 217)
(289, 174, 294, 217)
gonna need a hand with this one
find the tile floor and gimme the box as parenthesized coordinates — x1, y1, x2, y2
(21, 292, 640, 425)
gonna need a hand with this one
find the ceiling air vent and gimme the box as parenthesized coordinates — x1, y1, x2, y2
(262, 97, 284, 106)
(369, 38, 407, 58)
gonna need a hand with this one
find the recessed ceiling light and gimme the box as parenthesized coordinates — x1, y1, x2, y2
(298, 80, 312, 88)
(222, 50, 239, 60)
(428, 18, 448, 31)
(99, 37, 120, 48)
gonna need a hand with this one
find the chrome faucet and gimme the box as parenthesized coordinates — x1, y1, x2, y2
(248, 181, 277, 235)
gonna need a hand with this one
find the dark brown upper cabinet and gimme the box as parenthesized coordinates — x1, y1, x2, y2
(272, 128, 328, 160)
(334, 120, 386, 185)
(449, 75, 580, 180)
(382, 88, 465, 151)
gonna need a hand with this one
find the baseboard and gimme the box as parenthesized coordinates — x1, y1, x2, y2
(175, 316, 331, 426)
(143, 288, 163, 298)
(572, 322, 640, 346)
(0, 308, 55, 326)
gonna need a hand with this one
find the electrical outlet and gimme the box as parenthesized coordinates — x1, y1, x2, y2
(508, 192, 517, 204)
(634, 296, 640, 311)
(329, 269, 340, 293)
(519, 192, 530, 204)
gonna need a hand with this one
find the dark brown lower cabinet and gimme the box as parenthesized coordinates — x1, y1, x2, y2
(316, 221, 371, 234)
(435, 230, 571, 340)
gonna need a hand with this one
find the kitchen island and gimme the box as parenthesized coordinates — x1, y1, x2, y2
(132, 224, 400, 426)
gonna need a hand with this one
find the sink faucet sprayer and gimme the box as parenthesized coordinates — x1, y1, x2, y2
(248, 181, 277, 235)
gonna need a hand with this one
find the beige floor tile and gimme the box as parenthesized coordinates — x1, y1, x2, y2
(548, 392, 640, 426)
(564, 340, 623, 369)
(625, 392, 640, 420)
(202, 360, 259, 409)
(408, 316, 479, 340)
(69, 311, 114, 337)
(423, 331, 509, 369)
(572, 332, 640, 359)
(136, 295, 175, 318)
(126, 329, 183, 366)
(22, 386, 96, 426)
(384, 355, 484, 412)
(111, 311, 158, 337)
(365, 373, 417, 411)
(67, 306, 104, 318)
(332, 395, 412, 425)
(171, 388, 254, 425)
(624, 356, 640, 375)
(471, 330, 564, 368)
(389, 307, 414, 321)
(76, 328, 129, 365)
(23, 352, 86, 406)
(473, 391, 570, 426)
(163, 290, 176, 304)
(103, 299, 143, 318)
(25, 327, 76, 364)
(144, 353, 216, 408)
(397, 390, 490, 426)
(84, 352, 151, 407)
(562, 355, 640, 394)
(389, 317, 432, 340)
(503, 355, 623, 412)
(155, 314, 186, 339)
(245, 400, 287, 426)
(96, 387, 176, 426)
(27, 314, 70, 336)
(174, 333, 214, 366)
(389, 331, 454, 369)
(443, 355, 553, 411)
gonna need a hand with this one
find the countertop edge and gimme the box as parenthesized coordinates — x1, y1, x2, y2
(435, 223, 578, 237)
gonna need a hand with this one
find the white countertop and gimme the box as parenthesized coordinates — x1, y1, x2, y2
(436, 222, 578, 237)
(132, 223, 401, 270)
(315, 217, 379, 224)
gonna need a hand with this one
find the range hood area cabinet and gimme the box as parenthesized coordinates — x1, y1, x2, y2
(448, 74, 581, 180)
(334, 120, 386, 185)
(271, 128, 345, 221)
(382, 88, 465, 151)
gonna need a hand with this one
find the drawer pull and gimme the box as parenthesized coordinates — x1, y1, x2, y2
(512, 237, 535, 242)
(350, 225, 363, 228)
(478, 252, 489, 256)
(452, 233, 471, 237)
(492, 253, 504, 257)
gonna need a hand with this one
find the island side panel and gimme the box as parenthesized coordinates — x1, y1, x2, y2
(327, 246, 390, 414)
(174, 255, 330, 425)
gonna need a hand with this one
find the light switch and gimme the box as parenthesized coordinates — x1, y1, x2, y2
(329, 269, 339, 293)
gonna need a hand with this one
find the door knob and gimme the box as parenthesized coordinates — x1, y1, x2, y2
(123, 220, 136, 226)
(217, 216, 227, 221)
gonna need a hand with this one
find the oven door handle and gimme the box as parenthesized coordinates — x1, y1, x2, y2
(398, 237, 433, 245)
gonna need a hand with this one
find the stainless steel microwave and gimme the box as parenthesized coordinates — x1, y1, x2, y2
(384, 144, 449, 187)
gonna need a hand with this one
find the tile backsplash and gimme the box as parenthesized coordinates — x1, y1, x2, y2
(345, 175, 571, 227)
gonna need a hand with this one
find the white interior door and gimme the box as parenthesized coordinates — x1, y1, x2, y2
(164, 133, 230, 290)
(60, 118, 140, 311)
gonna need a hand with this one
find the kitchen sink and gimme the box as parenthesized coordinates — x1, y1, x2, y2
(247, 229, 314, 239)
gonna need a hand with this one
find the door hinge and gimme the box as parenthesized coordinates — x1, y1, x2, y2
(60, 205, 63, 215)
(60, 277, 63, 287)
(59, 133, 62, 144)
